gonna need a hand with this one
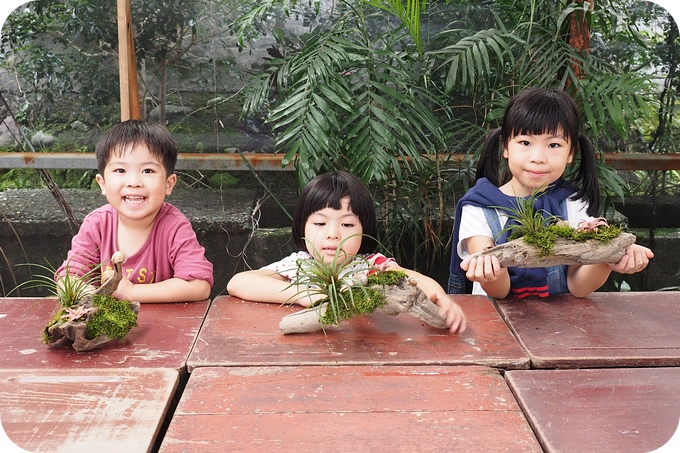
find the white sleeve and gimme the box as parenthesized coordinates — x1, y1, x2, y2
(566, 198, 590, 227)
(457, 205, 496, 259)
(261, 251, 313, 281)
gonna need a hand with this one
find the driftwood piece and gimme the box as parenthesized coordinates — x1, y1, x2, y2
(279, 276, 447, 334)
(468, 232, 637, 268)
(46, 302, 141, 352)
(46, 251, 140, 352)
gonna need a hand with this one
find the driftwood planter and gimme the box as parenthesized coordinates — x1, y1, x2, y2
(45, 301, 140, 352)
(467, 231, 637, 268)
(279, 275, 448, 334)
(45, 251, 139, 352)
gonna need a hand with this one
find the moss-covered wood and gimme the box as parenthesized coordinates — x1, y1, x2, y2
(279, 271, 448, 335)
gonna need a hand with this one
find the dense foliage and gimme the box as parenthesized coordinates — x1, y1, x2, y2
(1, 0, 679, 273)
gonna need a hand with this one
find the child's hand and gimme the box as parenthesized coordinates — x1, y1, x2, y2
(461, 254, 507, 284)
(295, 291, 328, 308)
(609, 244, 654, 274)
(431, 293, 467, 334)
(112, 276, 134, 301)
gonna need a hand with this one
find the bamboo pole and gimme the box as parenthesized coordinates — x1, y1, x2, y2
(117, 0, 140, 121)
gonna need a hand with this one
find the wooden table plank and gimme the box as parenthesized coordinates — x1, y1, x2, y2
(187, 295, 529, 370)
(0, 297, 209, 372)
(160, 365, 541, 452)
(0, 368, 178, 452)
(494, 291, 680, 368)
(506, 367, 680, 453)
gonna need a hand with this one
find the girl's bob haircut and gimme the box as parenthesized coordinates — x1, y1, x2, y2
(292, 171, 378, 254)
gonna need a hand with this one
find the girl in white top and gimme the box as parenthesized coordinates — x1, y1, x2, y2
(228, 171, 466, 333)
(449, 88, 653, 299)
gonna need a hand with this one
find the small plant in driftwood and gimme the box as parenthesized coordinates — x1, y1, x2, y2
(13, 252, 139, 352)
(278, 236, 448, 334)
(468, 191, 636, 268)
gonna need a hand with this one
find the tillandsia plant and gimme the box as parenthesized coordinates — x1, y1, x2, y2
(466, 187, 635, 268)
(11, 259, 99, 308)
(278, 234, 450, 334)
(11, 253, 139, 351)
(288, 235, 386, 326)
(495, 189, 623, 257)
(498, 189, 561, 242)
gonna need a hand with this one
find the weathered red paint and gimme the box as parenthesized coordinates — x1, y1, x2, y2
(186, 295, 530, 371)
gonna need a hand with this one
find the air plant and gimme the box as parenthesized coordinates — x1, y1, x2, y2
(286, 234, 391, 326)
(10, 255, 138, 349)
(494, 189, 622, 257)
(10, 258, 100, 308)
(496, 189, 561, 241)
(278, 235, 450, 334)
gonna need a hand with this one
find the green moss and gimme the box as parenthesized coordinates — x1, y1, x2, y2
(43, 310, 64, 343)
(85, 295, 138, 340)
(367, 270, 408, 285)
(319, 270, 407, 325)
(519, 224, 623, 257)
(43, 308, 67, 344)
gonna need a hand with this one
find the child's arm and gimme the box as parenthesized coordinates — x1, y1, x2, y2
(113, 277, 211, 303)
(226, 269, 325, 307)
(460, 235, 511, 299)
(390, 264, 467, 334)
(567, 244, 654, 297)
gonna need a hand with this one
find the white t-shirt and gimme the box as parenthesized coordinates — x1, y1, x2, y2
(262, 251, 394, 282)
(456, 197, 591, 294)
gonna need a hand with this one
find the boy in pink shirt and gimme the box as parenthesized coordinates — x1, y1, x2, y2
(57, 120, 213, 302)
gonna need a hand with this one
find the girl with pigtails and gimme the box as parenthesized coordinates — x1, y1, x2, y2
(448, 88, 653, 299)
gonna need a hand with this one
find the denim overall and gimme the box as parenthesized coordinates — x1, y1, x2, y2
(448, 202, 569, 295)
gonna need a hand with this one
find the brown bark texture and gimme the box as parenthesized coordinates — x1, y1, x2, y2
(467, 232, 636, 268)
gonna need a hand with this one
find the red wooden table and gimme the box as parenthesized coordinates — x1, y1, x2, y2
(0, 297, 210, 372)
(494, 291, 680, 368)
(187, 295, 529, 370)
(0, 368, 178, 452)
(505, 367, 680, 453)
(160, 365, 541, 452)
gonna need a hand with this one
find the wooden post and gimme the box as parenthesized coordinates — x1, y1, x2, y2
(117, 0, 141, 121)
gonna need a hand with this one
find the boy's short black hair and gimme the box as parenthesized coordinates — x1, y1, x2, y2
(95, 120, 178, 176)
(292, 171, 378, 254)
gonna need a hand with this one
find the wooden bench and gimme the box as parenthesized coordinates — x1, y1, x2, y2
(0, 368, 178, 452)
(186, 295, 529, 371)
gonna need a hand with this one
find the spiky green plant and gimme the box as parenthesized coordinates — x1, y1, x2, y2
(496, 188, 622, 257)
(11, 258, 138, 346)
(496, 189, 560, 241)
(10, 259, 100, 308)
(287, 234, 401, 326)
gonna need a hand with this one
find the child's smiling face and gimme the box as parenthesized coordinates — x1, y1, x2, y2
(303, 196, 364, 263)
(502, 130, 574, 196)
(96, 143, 177, 225)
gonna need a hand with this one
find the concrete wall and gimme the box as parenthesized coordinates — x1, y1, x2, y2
(1, 189, 678, 298)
